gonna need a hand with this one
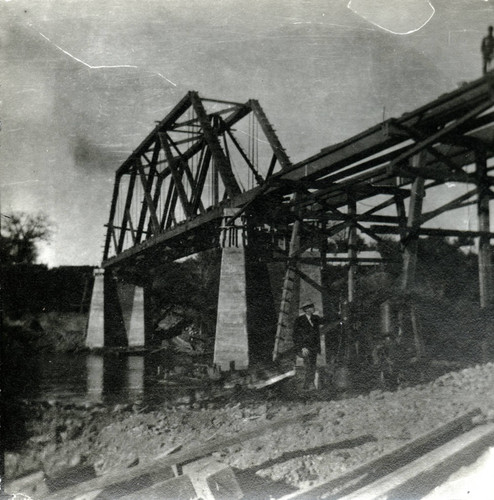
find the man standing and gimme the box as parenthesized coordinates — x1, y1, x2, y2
(482, 26, 494, 75)
(293, 300, 323, 390)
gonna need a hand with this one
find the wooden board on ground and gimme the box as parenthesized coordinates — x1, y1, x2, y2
(280, 407, 482, 500)
(47, 410, 317, 500)
(339, 422, 494, 500)
(248, 369, 296, 389)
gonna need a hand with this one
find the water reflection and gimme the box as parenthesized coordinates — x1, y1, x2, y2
(126, 356, 144, 394)
(86, 355, 103, 401)
(86, 354, 146, 403)
(21, 353, 156, 404)
(21, 352, 203, 406)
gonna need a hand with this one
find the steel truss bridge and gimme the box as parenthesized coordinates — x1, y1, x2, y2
(96, 74, 494, 364)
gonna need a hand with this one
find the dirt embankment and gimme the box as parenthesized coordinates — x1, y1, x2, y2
(3, 312, 88, 353)
(5, 361, 494, 495)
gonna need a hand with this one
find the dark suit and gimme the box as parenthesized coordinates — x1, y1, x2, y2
(293, 314, 322, 389)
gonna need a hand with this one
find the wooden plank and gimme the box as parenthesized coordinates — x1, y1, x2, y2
(117, 475, 197, 500)
(48, 411, 317, 500)
(4, 470, 49, 498)
(273, 210, 301, 361)
(420, 188, 478, 225)
(338, 423, 494, 500)
(280, 75, 493, 183)
(370, 225, 494, 239)
(247, 369, 296, 389)
(388, 99, 494, 176)
(279, 408, 481, 500)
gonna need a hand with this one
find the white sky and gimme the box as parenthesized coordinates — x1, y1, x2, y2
(0, 0, 492, 266)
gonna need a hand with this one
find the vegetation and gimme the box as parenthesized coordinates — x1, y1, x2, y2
(0, 211, 54, 265)
(325, 235, 489, 363)
(150, 249, 221, 341)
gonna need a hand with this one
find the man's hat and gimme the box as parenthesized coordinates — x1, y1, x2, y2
(300, 300, 314, 310)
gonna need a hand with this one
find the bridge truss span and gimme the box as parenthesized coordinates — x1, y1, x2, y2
(91, 74, 494, 369)
(103, 91, 292, 267)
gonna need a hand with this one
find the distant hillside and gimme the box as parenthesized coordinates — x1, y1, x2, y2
(2, 264, 95, 317)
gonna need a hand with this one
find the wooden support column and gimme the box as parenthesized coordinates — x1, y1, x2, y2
(347, 197, 357, 304)
(319, 225, 329, 366)
(401, 173, 425, 290)
(401, 152, 426, 358)
(272, 216, 301, 362)
(395, 196, 407, 241)
(476, 148, 492, 308)
(346, 198, 360, 364)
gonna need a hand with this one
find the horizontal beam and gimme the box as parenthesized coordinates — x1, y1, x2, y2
(370, 224, 494, 239)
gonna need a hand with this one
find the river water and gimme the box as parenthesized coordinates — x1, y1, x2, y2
(17, 352, 195, 406)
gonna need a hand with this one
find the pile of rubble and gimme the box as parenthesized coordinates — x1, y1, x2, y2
(5, 361, 494, 497)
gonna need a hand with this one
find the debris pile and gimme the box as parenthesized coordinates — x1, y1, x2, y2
(5, 361, 494, 497)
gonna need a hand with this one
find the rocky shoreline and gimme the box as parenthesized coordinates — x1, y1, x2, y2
(5, 360, 494, 497)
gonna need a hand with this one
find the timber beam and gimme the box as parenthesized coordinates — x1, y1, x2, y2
(279, 74, 494, 183)
(370, 224, 494, 239)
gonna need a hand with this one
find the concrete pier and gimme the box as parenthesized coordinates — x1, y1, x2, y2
(214, 246, 249, 371)
(214, 209, 249, 371)
(116, 282, 146, 347)
(86, 269, 105, 348)
(86, 269, 148, 348)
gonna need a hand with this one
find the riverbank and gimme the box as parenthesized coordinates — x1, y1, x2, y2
(3, 312, 88, 353)
(5, 360, 494, 497)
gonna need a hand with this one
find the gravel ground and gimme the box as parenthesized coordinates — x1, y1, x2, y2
(5, 360, 494, 497)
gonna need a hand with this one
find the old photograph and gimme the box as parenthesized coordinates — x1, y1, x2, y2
(2, 1, 494, 498)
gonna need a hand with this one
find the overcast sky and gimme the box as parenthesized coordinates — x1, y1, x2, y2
(1, 0, 493, 267)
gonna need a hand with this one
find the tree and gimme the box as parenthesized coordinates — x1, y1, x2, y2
(151, 249, 221, 339)
(0, 211, 54, 265)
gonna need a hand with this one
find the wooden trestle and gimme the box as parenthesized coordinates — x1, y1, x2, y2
(89, 73, 494, 367)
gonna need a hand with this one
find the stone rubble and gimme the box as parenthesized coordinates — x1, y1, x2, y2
(5, 361, 494, 496)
